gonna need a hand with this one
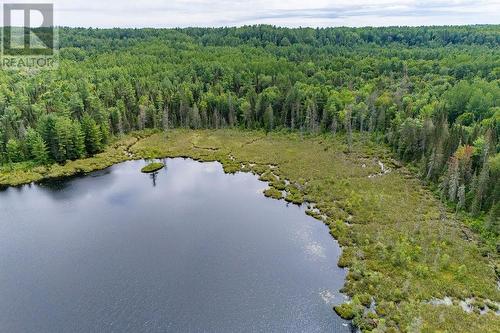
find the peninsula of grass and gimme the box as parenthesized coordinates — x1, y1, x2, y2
(263, 187, 283, 200)
(1, 129, 499, 332)
(141, 162, 165, 173)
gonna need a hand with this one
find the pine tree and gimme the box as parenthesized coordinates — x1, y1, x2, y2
(117, 99, 130, 132)
(6, 139, 23, 163)
(70, 121, 86, 159)
(81, 114, 103, 156)
(241, 100, 252, 128)
(306, 99, 319, 133)
(213, 108, 220, 129)
(472, 160, 489, 215)
(345, 106, 353, 153)
(162, 104, 169, 131)
(357, 102, 368, 132)
(467, 172, 478, 209)
(54, 117, 73, 162)
(486, 201, 499, 235)
(188, 104, 201, 129)
(228, 96, 236, 127)
(26, 128, 48, 165)
(100, 121, 110, 145)
(447, 158, 459, 202)
(137, 106, 146, 130)
(39, 115, 58, 161)
(263, 105, 274, 132)
(422, 116, 435, 158)
(200, 104, 208, 128)
(291, 102, 299, 130)
(457, 184, 466, 212)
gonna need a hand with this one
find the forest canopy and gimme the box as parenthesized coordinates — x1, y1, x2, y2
(0, 25, 499, 233)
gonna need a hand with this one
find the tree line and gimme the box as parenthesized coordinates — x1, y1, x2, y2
(0, 25, 498, 235)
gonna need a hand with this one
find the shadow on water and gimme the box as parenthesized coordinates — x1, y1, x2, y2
(144, 158, 168, 188)
(149, 172, 158, 187)
(35, 168, 116, 201)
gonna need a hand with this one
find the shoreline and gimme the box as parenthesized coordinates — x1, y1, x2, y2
(1, 129, 499, 332)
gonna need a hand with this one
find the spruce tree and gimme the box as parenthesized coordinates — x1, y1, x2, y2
(70, 121, 86, 159)
(189, 104, 201, 129)
(263, 105, 274, 132)
(26, 128, 48, 165)
(81, 114, 103, 156)
(6, 139, 23, 163)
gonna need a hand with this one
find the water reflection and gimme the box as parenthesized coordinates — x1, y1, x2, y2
(0, 158, 351, 333)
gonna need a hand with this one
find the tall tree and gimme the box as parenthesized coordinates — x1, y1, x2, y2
(81, 114, 103, 156)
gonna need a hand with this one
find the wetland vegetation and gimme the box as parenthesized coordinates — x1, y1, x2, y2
(0, 157, 351, 332)
(0, 25, 499, 332)
(141, 161, 165, 173)
(2, 129, 499, 332)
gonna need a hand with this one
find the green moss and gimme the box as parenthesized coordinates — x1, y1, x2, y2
(270, 179, 286, 190)
(471, 299, 486, 310)
(485, 300, 499, 311)
(334, 302, 363, 320)
(375, 301, 396, 317)
(284, 184, 304, 205)
(258, 172, 278, 182)
(353, 315, 378, 331)
(263, 187, 283, 200)
(223, 162, 240, 174)
(305, 209, 322, 220)
(141, 162, 165, 173)
(1, 129, 499, 332)
(356, 293, 372, 307)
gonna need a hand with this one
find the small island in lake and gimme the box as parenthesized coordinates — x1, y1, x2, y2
(141, 162, 165, 173)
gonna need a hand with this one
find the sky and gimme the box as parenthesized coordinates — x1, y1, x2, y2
(3, 0, 500, 28)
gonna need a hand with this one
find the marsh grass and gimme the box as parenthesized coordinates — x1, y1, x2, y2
(263, 187, 283, 200)
(141, 162, 165, 173)
(1, 129, 499, 332)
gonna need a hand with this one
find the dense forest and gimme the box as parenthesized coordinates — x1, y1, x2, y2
(0, 25, 499, 238)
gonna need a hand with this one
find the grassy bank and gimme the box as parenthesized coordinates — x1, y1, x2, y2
(1, 129, 499, 332)
(0, 131, 154, 187)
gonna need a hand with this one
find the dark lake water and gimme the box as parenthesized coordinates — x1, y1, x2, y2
(0, 158, 351, 332)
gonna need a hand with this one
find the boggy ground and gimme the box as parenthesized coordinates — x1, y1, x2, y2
(1, 129, 499, 332)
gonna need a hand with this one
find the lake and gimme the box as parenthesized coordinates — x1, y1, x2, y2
(0, 158, 351, 332)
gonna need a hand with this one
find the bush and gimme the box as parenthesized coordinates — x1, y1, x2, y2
(334, 302, 363, 320)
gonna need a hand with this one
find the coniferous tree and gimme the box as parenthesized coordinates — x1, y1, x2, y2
(6, 139, 23, 163)
(228, 96, 236, 127)
(263, 105, 274, 132)
(472, 160, 490, 215)
(0, 25, 497, 221)
(25, 128, 48, 165)
(70, 121, 86, 160)
(457, 184, 466, 211)
(54, 117, 73, 162)
(486, 201, 499, 235)
(188, 104, 201, 129)
(162, 105, 170, 131)
(81, 114, 103, 156)
(344, 106, 353, 153)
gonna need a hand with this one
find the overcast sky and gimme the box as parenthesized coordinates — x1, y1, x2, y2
(4, 0, 500, 28)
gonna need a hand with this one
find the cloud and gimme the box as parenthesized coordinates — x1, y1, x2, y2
(4, 0, 500, 27)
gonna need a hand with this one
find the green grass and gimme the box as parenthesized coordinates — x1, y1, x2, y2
(263, 187, 283, 200)
(0, 131, 153, 186)
(1, 128, 499, 332)
(334, 302, 363, 320)
(141, 162, 165, 173)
